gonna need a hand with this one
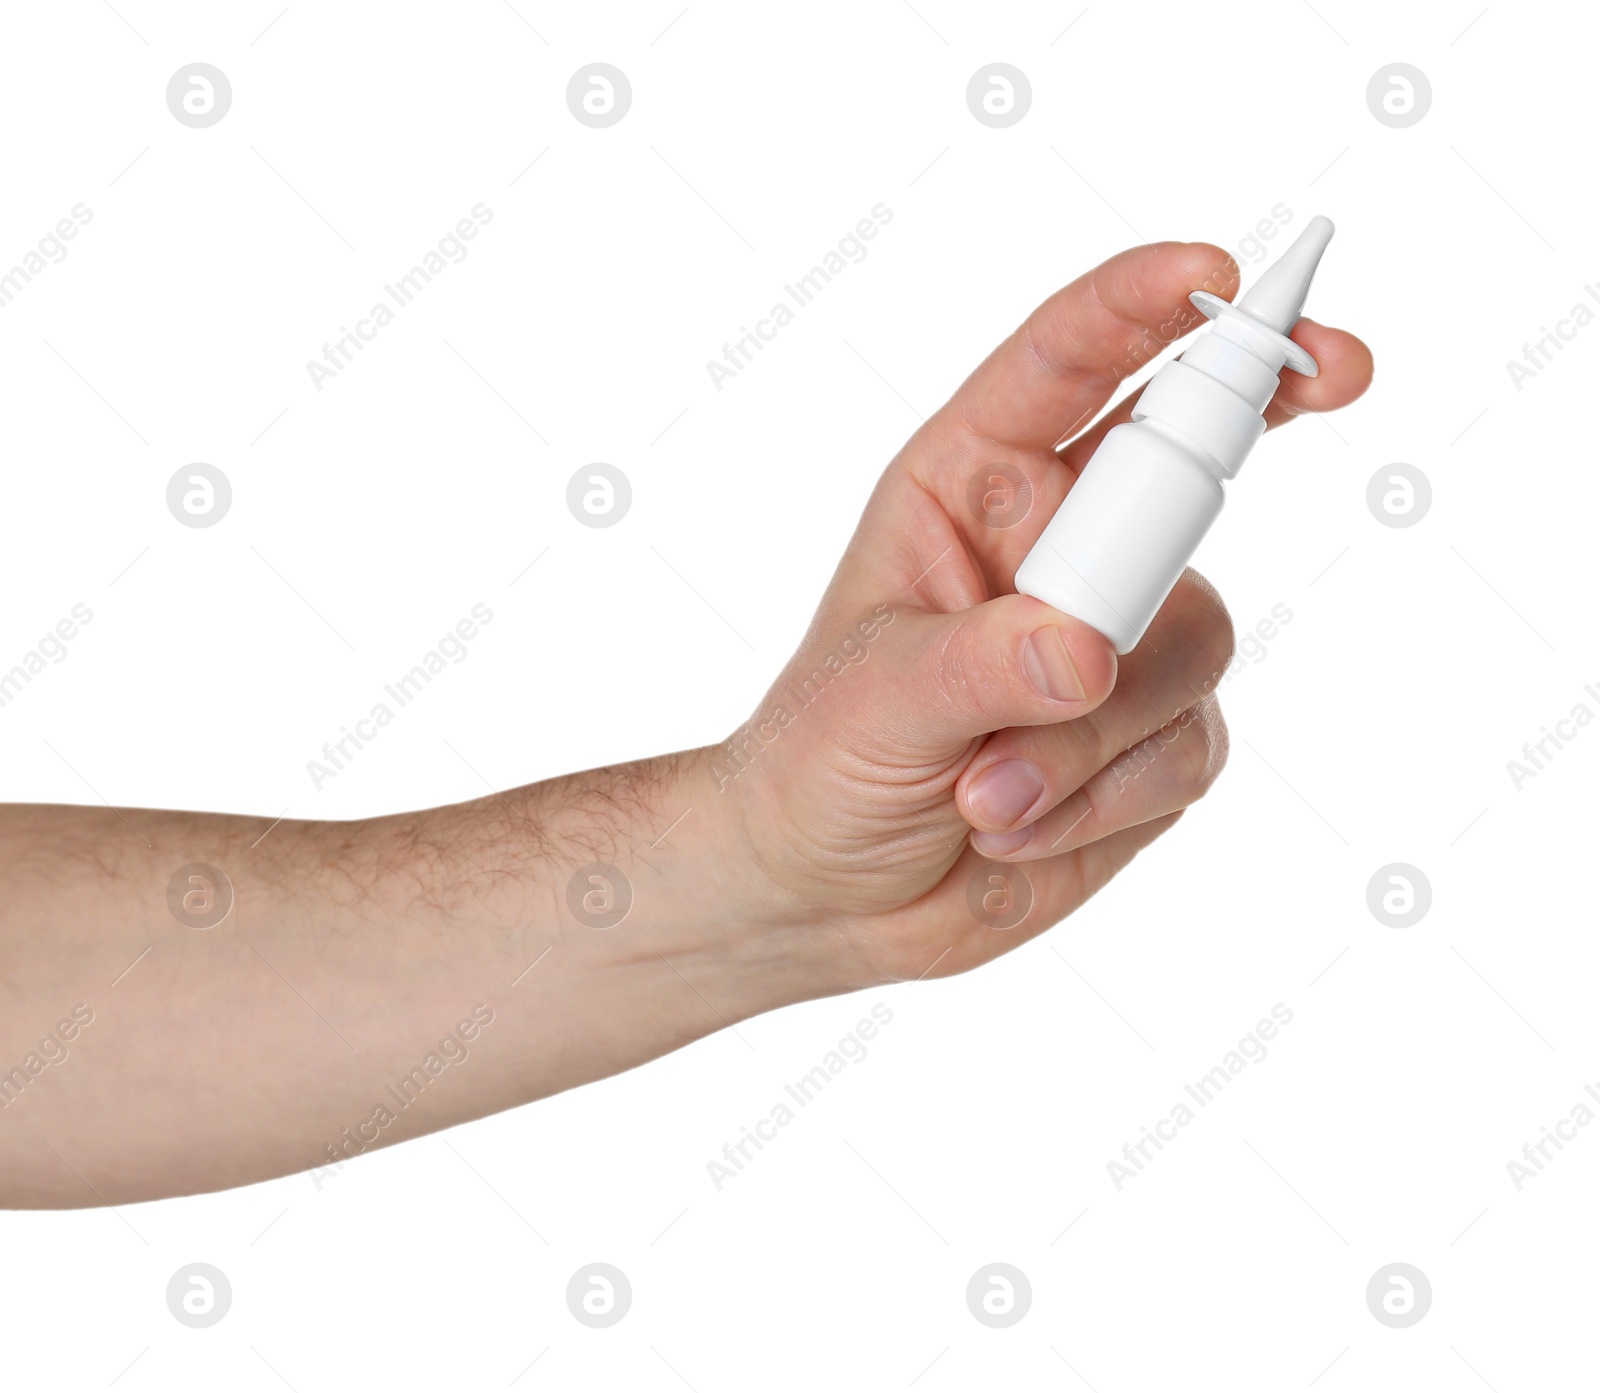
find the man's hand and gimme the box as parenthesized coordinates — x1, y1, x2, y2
(715, 240, 1372, 987)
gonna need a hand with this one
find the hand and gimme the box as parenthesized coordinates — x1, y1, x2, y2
(717, 240, 1373, 988)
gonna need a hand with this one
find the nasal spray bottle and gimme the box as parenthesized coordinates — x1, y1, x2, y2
(1014, 215, 1336, 654)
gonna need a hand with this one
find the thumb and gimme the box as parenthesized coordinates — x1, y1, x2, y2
(876, 594, 1117, 749)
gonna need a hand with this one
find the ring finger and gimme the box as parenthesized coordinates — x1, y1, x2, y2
(969, 697, 1228, 860)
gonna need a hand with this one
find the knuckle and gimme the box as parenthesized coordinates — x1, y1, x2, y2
(1106, 730, 1163, 802)
(1178, 698, 1230, 796)
(927, 615, 999, 728)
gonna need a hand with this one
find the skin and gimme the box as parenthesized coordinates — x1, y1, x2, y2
(0, 241, 1371, 1207)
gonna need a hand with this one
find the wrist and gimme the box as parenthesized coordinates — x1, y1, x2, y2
(512, 747, 849, 1026)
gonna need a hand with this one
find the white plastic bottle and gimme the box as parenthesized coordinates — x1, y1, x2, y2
(1014, 215, 1337, 654)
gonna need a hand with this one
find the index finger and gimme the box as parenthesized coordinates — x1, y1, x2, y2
(939, 241, 1239, 454)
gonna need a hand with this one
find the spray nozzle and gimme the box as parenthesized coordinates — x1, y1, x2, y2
(1189, 214, 1335, 377)
(1235, 215, 1335, 332)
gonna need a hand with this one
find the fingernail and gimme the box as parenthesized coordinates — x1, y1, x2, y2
(973, 825, 1033, 857)
(967, 759, 1046, 830)
(1023, 626, 1085, 703)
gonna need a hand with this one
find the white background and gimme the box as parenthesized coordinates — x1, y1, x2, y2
(0, 0, 1591, 1388)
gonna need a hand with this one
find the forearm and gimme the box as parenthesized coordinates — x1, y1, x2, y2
(0, 749, 833, 1207)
